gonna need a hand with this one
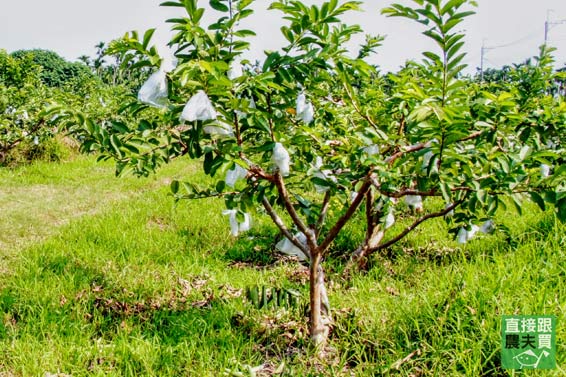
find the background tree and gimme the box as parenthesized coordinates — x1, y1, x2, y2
(11, 49, 94, 89)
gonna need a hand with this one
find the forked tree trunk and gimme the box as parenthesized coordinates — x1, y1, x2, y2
(349, 224, 385, 270)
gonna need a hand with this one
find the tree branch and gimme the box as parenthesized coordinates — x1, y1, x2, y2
(342, 81, 382, 136)
(315, 191, 332, 238)
(385, 128, 490, 167)
(365, 188, 376, 241)
(367, 200, 463, 254)
(380, 187, 472, 198)
(458, 129, 484, 142)
(318, 178, 372, 254)
(273, 173, 315, 249)
(385, 142, 428, 166)
(262, 197, 311, 259)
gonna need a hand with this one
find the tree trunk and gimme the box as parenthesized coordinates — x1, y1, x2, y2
(349, 224, 384, 270)
(309, 250, 330, 347)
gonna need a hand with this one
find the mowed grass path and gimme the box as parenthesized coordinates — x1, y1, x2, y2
(0, 156, 565, 375)
(0, 156, 194, 252)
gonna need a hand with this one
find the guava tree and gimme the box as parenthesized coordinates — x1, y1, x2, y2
(61, 0, 565, 346)
(0, 50, 54, 164)
(0, 48, 132, 165)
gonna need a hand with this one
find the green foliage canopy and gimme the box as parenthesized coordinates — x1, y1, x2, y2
(58, 0, 566, 343)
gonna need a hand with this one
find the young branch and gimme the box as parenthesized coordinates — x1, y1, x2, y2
(318, 178, 372, 254)
(365, 188, 376, 241)
(367, 200, 463, 254)
(342, 81, 382, 136)
(385, 128, 489, 167)
(273, 173, 315, 248)
(380, 186, 472, 198)
(315, 191, 332, 238)
(262, 197, 312, 259)
(385, 142, 428, 166)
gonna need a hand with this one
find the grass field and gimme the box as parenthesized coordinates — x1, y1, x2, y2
(0, 155, 564, 376)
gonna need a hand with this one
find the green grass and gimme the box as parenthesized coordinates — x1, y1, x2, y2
(0, 155, 195, 251)
(0, 156, 564, 375)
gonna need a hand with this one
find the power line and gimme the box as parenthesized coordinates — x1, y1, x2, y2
(478, 11, 566, 80)
(488, 28, 543, 49)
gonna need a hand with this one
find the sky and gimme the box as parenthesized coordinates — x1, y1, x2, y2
(1, 0, 566, 73)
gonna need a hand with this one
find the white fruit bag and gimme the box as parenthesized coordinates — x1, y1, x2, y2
(180, 90, 217, 122)
(203, 121, 234, 138)
(272, 143, 290, 176)
(296, 93, 314, 124)
(225, 164, 248, 188)
(138, 70, 168, 109)
(384, 211, 395, 229)
(276, 232, 308, 261)
(222, 210, 251, 237)
(405, 195, 423, 211)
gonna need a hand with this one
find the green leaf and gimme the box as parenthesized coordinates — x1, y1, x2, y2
(171, 180, 180, 194)
(216, 180, 226, 193)
(142, 29, 156, 50)
(204, 152, 214, 175)
(557, 199, 566, 223)
(209, 0, 229, 12)
(440, 0, 467, 15)
(529, 192, 546, 211)
(160, 1, 183, 7)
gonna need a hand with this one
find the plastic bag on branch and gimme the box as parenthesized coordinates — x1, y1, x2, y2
(222, 210, 251, 237)
(384, 211, 395, 229)
(363, 144, 380, 156)
(203, 121, 234, 138)
(276, 232, 308, 261)
(445, 203, 455, 218)
(180, 90, 217, 122)
(225, 164, 248, 188)
(405, 195, 423, 212)
(138, 70, 168, 109)
(480, 220, 495, 234)
(227, 60, 244, 80)
(457, 225, 478, 244)
(422, 151, 434, 171)
(311, 157, 337, 193)
(272, 143, 290, 177)
(350, 192, 359, 203)
(296, 93, 314, 124)
(540, 164, 551, 178)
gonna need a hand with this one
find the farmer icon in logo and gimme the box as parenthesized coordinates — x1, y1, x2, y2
(513, 349, 550, 369)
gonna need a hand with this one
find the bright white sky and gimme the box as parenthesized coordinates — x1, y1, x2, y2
(1, 0, 566, 73)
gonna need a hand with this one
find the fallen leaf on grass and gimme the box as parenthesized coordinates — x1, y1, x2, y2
(391, 348, 422, 370)
(218, 284, 243, 299)
(386, 286, 399, 296)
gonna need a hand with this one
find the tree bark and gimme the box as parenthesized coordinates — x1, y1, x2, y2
(309, 250, 329, 347)
(349, 223, 385, 271)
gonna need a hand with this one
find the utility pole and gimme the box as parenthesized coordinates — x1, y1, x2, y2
(480, 43, 485, 82)
(545, 10, 551, 44)
(480, 40, 494, 83)
(545, 9, 566, 45)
